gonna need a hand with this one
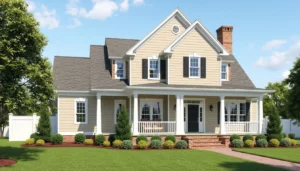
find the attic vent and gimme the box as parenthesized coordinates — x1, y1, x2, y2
(172, 25, 180, 34)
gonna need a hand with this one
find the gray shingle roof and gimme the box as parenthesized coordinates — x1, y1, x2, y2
(105, 38, 139, 57)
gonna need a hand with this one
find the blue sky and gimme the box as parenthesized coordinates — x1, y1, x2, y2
(26, 0, 300, 88)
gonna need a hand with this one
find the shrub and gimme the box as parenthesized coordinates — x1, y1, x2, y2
(95, 134, 106, 146)
(108, 134, 116, 145)
(36, 139, 45, 146)
(165, 135, 176, 143)
(74, 133, 86, 144)
(175, 140, 188, 149)
(244, 140, 254, 148)
(280, 138, 291, 147)
(103, 140, 111, 147)
(255, 134, 266, 142)
(36, 107, 52, 142)
(266, 108, 282, 140)
(231, 139, 244, 148)
(163, 140, 175, 149)
(281, 133, 287, 138)
(137, 140, 148, 149)
(256, 139, 268, 147)
(150, 140, 162, 149)
(25, 138, 35, 145)
(267, 134, 283, 141)
(151, 135, 162, 141)
(84, 139, 94, 145)
(230, 134, 240, 142)
(113, 140, 122, 148)
(288, 133, 296, 139)
(269, 139, 280, 147)
(243, 134, 254, 142)
(30, 133, 51, 143)
(51, 134, 63, 145)
(30, 133, 39, 143)
(120, 140, 132, 149)
(291, 139, 297, 146)
(136, 135, 148, 144)
(115, 106, 131, 141)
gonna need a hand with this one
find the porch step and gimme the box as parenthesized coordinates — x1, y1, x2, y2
(192, 144, 226, 148)
(182, 135, 227, 148)
(192, 140, 222, 143)
(183, 136, 220, 139)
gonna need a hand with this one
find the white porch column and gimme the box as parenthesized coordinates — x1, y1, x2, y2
(220, 96, 226, 135)
(258, 95, 264, 134)
(176, 94, 184, 135)
(96, 94, 102, 134)
(133, 93, 139, 135)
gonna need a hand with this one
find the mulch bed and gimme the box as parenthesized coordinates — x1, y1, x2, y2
(231, 145, 300, 149)
(0, 159, 17, 167)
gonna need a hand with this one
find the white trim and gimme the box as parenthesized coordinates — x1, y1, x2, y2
(188, 54, 201, 78)
(183, 98, 206, 133)
(224, 100, 247, 122)
(221, 63, 229, 81)
(129, 57, 132, 86)
(114, 100, 126, 124)
(139, 99, 163, 121)
(91, 89, 124, 92)
(164, 20, 229, 55)
(59, 132, 94, 135)
(168, 95, 170, 121)
(96, 94, 102, 134)
(167, 54, 170, 84)
(109, 56, 123, 59)
(126, 9, 191, 56)
(57, 96, 60, 133)
(114, 60, 126, 79)
(148, 56, 160, 80)
(172, 25, 180, 35)
(56, 90, 90, 93)
(74, 98, 88, 124)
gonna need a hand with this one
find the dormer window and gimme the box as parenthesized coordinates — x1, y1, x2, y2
(115, 60, 125, 79)
(221, 63, 228, 81)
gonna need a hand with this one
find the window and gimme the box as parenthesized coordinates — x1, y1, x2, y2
(221, 64, 228, 81)
(189, 56, 200, 77)
(149, 59, 159, 79)
(114, 100, 126, 124)
(75, 98, 88, 124)
(115, 60, 125, 79)
(172, 25, 180, 34)
(140, 99, 163, 121)
(224, 101, 247, 122)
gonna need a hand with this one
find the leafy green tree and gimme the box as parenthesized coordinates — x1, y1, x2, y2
(36, 106, 52, 142)
(115, 106, 132, 141)
(263, 82, 289, 118)
(0, 0, 55, 136)
(285, 57, 300, 124)
(266, 107, 282, 136)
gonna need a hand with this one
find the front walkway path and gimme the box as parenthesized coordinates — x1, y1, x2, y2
(204, 148, 300, 171)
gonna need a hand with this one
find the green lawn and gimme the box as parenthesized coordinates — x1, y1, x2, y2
(0, 139, 287, 171)
(233, 148, 300, 163)
(296, 138, 300, 144)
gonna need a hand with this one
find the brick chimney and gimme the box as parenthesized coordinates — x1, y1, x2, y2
(216, 26, 233, 54)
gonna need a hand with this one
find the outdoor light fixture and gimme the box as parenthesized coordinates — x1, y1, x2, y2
(210, 104, 213, 111)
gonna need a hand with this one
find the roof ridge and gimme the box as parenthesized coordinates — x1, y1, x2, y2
(54, 56, 90, 59)
(105, 37, 140, 41)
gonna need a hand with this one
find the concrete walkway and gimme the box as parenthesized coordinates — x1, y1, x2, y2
(205, 148, 300, 171)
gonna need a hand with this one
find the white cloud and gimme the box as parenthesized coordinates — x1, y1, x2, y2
(282, 70, 290, 79)
(66, 0, 80, 16)
(34, 5, 60, 29)
(255, 41, 300, 70)
(261, 39, 287, 51)
(26, 0, 36, 12)
(133, 0, 144, 5)
(67, 18, 82, 28)
(120, 0, 129, 11)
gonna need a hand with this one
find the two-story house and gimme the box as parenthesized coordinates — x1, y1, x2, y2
(53, 9, 272, 144)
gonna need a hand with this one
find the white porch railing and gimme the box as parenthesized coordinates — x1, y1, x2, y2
(225, 122, 259, 134)
(138, 121, 176, 135)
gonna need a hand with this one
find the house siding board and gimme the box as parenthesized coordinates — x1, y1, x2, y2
(170, 29, 221, 86)
(251, 100, 258, 122)
(131, 16, 187, 85)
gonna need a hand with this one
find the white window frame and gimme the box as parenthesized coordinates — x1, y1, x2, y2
(74, 98, 88, 124)
(172, 25, 180, 35)
(221, 63, 228, 81)
(224, 100, 246, 122)
(114, 100, 126, 124)
(148, 56, 160, 80)
(115, 60, 126, 79)
(140, 99, 163, 121)
(189, 54, 201, 78)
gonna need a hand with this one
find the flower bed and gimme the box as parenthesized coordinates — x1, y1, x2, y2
(0, 159, 17, 167)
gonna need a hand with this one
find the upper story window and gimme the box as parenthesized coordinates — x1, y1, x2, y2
(115, 60, 125, 79)
(189, 56, 200, 78)
(148, 58, 160, 79)
(221, 63, 228, 81)
(74, 98, 88, 124)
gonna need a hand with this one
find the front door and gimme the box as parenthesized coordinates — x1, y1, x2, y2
(188, 105, 199, 132)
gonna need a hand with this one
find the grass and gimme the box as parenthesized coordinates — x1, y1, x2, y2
(296, 138, 300, 144)
(233, 147, 300, 163)
(0, 139, 287, 171)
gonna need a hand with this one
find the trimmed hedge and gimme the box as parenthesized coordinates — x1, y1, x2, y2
(51, 134, 63, 145)
(150, 140, 162, 149)
(164, 140, 175, 149)
(120, 140, 132, 149)
(288, 133, 296, 139)
(25, 138, 35, 145)
(136, 135, 148, 144)
(113, 140, 122, 148)
(244, 140, 254, 148)
(255, 134, 266, 142)
(231, 139, 244, 148)
(74, 133, 85, 144)
(103, 140, 111, 147)
(175, 140, 188, 149)
(267, 134, 283, 141)
(269, 139, 280, 147)
(281, 133, 287, 138)
(230, 134, 240, 142)
(165, 135, 176, 143)
(137, 140, 148, 149)
(256, 139, 268, 147)
(291, 139, 297, 146)
(84, 139, 94, 145)
(151, 135, 162, 141)
(36, 139, 45, 146)
(243, 134, 254, 142)
(280, 138, 291, 147)
(95, 134, 106, 146)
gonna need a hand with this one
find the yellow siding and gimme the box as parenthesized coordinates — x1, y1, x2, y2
(251, 100, 258, 122)
(131, 16, 187, 85)
(169, 95, 176, 121)
(169, 29, 220, 85)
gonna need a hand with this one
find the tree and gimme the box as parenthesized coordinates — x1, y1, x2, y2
(263, 82, 289, 118)
(115, 106, 132, 141)
(0, 0, 55, 136)
(266, 107, 282, 137)
(285, 57, 300, 124)
(36, 106, 52, 142)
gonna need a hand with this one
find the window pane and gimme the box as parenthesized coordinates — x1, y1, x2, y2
(142, 103, 150, 120)
(117, 70, 123, 78)
(152, 102, 160, 114)
(116, 103, 122, 122)
(190, 57, 199, 67)
(240, 103, 246, 114)
(240, 115, 246, 121)
(190, 68, 199, 77)
(149, 59, 159, 78)
(230, 115, 237, 122)
(221, 73, 227, 79)
(76, 101, 86, 123)
(222, 65, 227, 72)
(117, 62, 124, 69)
(230, 103, 237, 115)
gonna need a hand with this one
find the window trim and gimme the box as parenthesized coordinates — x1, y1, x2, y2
(148, 56, 160, 80)
(221, 63, 228, 81)
(115, 60, 126, 79)
(114, 100, 126, 124)
(224, 100, 246, 122)
(188, 54, 201, 78)
(74, 98, 88, 124)
(172, 25, 180, 35)
(139, 99, 163, 121)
